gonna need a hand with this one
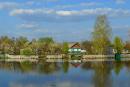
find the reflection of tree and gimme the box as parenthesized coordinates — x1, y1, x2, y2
(38, 62, 59, 74)
(0, 61, 60, 74)
(62, 62, 69, 73)
(125, 61, 130, 71)
(114, 62, 124, 75)
(81, 62, 93, 70)
(20, 61, 35, 72)
(10, 62, 21, 72)
(81, 62, 112, 87)
(0, 62, 22, 72)
(92, 62, 112, 87)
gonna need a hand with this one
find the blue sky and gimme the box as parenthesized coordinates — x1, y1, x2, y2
(0, 0, 130, 42)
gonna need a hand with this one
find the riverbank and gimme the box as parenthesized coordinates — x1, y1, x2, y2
(46, 54, 130, 62)
(0, 54, 130, 62)
(0, 54, 38, 62)
(46, 57, 130, 62)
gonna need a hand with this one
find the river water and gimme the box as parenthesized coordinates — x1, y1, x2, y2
(0, 61, 130, 87)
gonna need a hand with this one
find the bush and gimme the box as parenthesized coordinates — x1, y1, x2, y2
(20, 48, 33, 56)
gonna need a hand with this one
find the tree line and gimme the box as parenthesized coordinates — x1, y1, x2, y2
(0, 15, 129, 56)
(0, 36, 67, 56)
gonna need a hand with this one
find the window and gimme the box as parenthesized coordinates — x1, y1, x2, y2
(78, 49, 81, 51)
(74, 49, 78, 51)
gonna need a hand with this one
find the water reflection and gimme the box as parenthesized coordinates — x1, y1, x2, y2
(0, 61, 130, 87)
(114, 62, 124, 75)
(62, 62, 69, 73)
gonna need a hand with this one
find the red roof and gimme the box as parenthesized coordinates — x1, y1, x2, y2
(70, 43, 81, 49)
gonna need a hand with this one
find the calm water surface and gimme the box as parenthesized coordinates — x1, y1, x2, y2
(0, 61, 130, 87)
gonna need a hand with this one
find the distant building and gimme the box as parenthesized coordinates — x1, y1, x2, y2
(68, 43, 86, 54)
(112, 49, 129, 54)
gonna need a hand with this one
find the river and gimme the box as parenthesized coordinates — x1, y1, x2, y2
(0, 61, 130, 87)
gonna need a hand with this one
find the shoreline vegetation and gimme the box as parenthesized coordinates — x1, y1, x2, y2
(0, 15, 130, 62)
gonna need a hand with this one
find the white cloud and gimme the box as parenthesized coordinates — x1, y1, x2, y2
(25, 1, 35, 5)
(56, 10, 77, 16)
(9, 8, 130, 22)
(113, 25, 130, 30)
(0, 1, 37, 10)
(0, 2, 19, 10)
(29, 0, 58, 2)
(55, 2, 100, 9)
(10, 9, 55, 16)
(115, 0, 126, 4)
(10, 8, 130, 16)
(18, 23, 39, 29)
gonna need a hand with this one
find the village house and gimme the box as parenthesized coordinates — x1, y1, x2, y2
(68, 43, 86, 54)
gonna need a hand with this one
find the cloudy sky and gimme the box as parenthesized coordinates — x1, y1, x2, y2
(0, 0, 130, 42)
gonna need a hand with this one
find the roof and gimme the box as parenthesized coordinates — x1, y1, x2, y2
(69, 42, 81, 49)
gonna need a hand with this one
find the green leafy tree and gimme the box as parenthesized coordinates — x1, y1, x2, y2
(124, 41, 130, 51)
(20, 48, 33, 56)
(92, 15, 112, 54)
(30, 39, 39, 55)
(62, 42, 69, 54)
(114, 36, 124, 53)
(0, 36, 13, 54)
(38, 37, 54, 44)
(15, 36, 29, 55)
(37, 37, 54, 55)
(81, 41, 92, 54)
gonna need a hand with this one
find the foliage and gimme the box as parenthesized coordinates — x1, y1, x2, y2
(124, 41, 130, 51)
(14, 36, 29, 55)
(62, 42, 69, 54)
(0, 36, 14, 54)
(92, 15, 112, 54)
(38, 37, 54, 44)
(113, 36, 124, 53)
(81, 40, 92, 54)
(20, 48, 34, 56)
(37, 37, 54, 55)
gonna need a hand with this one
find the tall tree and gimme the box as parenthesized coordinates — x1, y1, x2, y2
(92, 15, 112, 54)
(113, 36, 124, 53)
(62, 42, 69, 54)
(15, 36, 28, 54)
(0, 36, 13, 54)
(30, 39, 39, 55)
(81, 40, 92, 54)
(37, 37, 54, 55)
(124, 41, 130, 51)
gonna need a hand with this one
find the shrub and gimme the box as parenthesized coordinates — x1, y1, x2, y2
(20, 48, 33, 56)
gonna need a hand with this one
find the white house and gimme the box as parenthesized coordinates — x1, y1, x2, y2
(68, 43, 86, 54)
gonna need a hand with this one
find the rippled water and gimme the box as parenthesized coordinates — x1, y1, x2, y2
(0, 61, 130, 87)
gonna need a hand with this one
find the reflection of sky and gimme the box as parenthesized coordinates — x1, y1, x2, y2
(111, 67, 130, 87)
(1, 63, 130, 87)
(0, 66, 94, 87)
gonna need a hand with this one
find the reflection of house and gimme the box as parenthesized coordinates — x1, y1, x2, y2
(68, 43, 86, 54)
(71, 62, 81, 68)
